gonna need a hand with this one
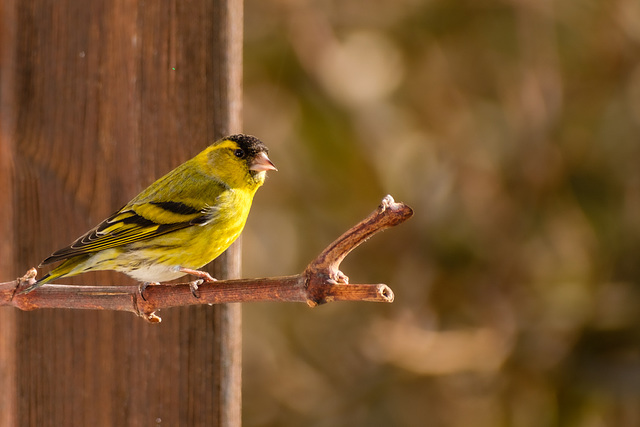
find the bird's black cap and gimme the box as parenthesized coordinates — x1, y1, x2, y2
(226, 134, 269, 157)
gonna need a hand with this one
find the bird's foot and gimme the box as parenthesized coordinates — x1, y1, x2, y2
(138, 281, 160, 301)
(179, 268, 216, 299)
(189, 279, 203, 299)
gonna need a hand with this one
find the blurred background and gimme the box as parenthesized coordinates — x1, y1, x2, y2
(239, 0, 640, 426)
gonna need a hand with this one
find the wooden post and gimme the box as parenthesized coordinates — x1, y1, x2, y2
(0, 0, 242, 425)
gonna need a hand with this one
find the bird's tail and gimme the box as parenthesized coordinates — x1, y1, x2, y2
(18, 273, 52, 294)
(18, 256, 86, 294)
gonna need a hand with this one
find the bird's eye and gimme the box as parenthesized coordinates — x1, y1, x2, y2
(234, 149, 245, 158)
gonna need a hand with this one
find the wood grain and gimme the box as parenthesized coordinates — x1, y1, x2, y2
(1, 0, 242, 425)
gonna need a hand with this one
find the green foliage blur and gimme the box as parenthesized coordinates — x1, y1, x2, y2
(240, 0, 640, 426)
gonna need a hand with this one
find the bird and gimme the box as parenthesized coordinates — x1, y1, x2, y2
(20, 134, 276, 295)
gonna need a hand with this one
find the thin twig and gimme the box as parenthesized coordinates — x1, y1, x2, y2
(1, 195, 413, 322)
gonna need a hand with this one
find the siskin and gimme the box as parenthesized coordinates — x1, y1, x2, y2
(21, 134, 276, 294)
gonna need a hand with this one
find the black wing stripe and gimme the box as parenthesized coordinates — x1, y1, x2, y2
(150, 201, 201, 216)
(93, 212, 157, 236)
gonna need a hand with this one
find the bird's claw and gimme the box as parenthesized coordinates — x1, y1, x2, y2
(138, 282, 159, 301)
(189, 279, 203, 298)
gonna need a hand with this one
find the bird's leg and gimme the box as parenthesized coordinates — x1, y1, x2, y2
(179, 268, 217, 298)
(138, 281, 159, 301)
(179, 268, 217, 282)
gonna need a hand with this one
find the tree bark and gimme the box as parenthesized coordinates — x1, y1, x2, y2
(0, 0, 242, 425)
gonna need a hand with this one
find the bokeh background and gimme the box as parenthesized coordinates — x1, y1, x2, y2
(239, 0, 640, 426)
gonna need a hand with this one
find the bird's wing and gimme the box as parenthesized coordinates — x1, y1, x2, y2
(39, 201, 216, 266)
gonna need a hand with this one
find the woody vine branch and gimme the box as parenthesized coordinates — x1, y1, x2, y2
(0, 195, 413, 322)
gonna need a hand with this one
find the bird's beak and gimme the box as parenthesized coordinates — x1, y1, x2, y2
(249, 152, 277, 172)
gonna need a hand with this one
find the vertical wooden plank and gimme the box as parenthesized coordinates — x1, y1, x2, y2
(0, 0, 18, 425)
(210, 0, 244, 425)
(2, 0, 243, 425)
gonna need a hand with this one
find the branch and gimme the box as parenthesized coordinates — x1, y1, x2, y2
(1, 195, 413, 322)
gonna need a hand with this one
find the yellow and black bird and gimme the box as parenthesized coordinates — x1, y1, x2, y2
(21, 134, 276, 294)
